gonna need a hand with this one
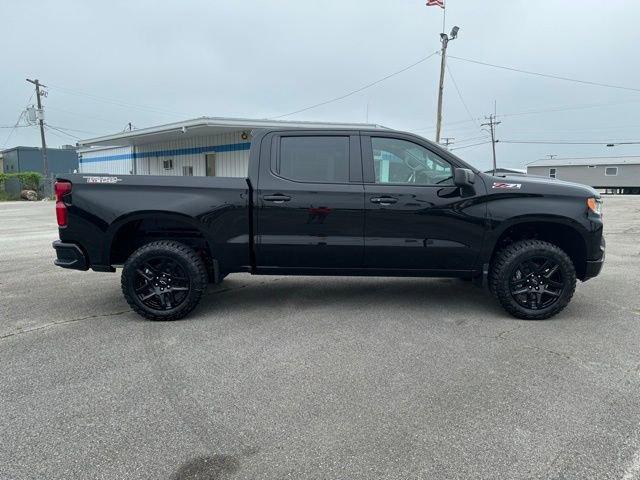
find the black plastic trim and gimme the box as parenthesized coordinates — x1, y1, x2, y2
(583, 257, 604, 281)
(52, 240, 89, 271)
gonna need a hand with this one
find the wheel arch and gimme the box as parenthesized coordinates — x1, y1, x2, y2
(104, 211, 215, 266)
(483, 215, 589, 280)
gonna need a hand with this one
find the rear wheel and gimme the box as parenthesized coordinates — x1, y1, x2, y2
(121, 240, 208, 321)
(490, 240, 576, 320)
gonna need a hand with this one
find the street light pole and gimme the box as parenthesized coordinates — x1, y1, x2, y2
(434, 26, 459, 145)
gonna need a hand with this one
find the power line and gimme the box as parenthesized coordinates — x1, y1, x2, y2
(270, 51, 440, 119)
(450, 140, 492, 151)
(496, 99, 640, 119)
(44, 126, 76, 143)
(410, 117, 479, 132)
(46, 124, 101, 135)
(440, 137, 455, 148)
(1, 92, 35, 149)
(448, 55, 640, 94)
(445, 63, 482, 130)
(45, 105, 124, 127)
(499, 139, 640, 145)
(44, 124, 81, 140)
(409, 97, 640, 133)
(452, 135, 489, 144)
(1, 111, 27, 149)
(46, 84, 190, 117)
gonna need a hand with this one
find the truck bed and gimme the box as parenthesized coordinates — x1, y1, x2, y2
(57, 173, 251, 272)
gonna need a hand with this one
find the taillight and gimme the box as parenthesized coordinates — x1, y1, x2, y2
(54, 181, 72, 227)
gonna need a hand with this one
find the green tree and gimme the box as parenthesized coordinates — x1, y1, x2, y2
(11, 171, 42, 191)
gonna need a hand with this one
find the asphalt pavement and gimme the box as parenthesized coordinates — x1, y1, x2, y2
(1, 198, 639, 480)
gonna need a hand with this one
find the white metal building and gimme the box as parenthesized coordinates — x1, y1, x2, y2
(527, 156, 640, 194)
(78, 117, 386, 177)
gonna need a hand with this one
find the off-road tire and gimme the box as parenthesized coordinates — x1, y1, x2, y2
(121, 240, 208, 321)
(490, 240, 576, 320)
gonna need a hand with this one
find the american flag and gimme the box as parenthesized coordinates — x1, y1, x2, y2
(426, 0, 444, 8)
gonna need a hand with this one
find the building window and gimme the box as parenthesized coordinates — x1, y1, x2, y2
(182, 166, 194, 176)
(605, 167, 618, 176)
(163, 159, 173, 170)
(549, 168, 557, 179)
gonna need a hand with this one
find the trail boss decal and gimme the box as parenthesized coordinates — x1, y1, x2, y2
(492, 182, 522, 189)
(83, 176, 123, 184)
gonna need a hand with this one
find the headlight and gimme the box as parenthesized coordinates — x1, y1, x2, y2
(587, 197, 603, 215)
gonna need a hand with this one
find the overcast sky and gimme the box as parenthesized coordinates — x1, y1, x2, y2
(2, 0, 640, 170)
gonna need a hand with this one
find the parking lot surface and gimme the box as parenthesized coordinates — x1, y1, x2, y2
(1, 198, 639, 480)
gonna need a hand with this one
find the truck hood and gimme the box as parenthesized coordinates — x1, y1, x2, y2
(483, 173, 599, 198)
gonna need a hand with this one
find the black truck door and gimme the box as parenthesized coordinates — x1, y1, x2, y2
(255, 131, 364, 270)
(361, 133, 486, 272)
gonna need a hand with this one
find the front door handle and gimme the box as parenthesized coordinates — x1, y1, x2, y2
(370, 196, 398, 205)
(263, 194, 291, 203)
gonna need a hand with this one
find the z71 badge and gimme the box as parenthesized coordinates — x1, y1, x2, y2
(83, 176, 123, 184)
(492, 182, 522, 189)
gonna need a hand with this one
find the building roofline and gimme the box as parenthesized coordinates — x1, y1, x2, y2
(77, 116, 389, 148)
(1, 146, 76, 154)
(528, 155, 640, 167)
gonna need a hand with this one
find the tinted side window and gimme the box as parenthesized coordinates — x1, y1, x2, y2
(279, 136, 349, 183)
(372, 137, 454, 186)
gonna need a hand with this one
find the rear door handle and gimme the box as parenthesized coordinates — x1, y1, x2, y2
(370, 196, 398, 205)
(263, 194, 291, 203)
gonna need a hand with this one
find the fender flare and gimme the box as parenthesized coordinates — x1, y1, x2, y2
(478, 214, 590, 267)
(103, 210, 214, 265)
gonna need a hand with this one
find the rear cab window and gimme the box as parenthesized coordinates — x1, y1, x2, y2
(276, 136, 350, 183)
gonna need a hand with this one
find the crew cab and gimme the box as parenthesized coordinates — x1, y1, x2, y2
(53, 128, 605, 320)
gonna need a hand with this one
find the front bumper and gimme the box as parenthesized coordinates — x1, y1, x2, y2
(52, 240, 89, 271)
(584, 257, 604, 280)
(583, 236, 605, 281)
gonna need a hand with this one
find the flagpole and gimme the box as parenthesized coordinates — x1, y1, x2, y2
(442, 2, 446, 34)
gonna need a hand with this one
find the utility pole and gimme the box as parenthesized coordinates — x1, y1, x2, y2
(26, 78, 48, 179)
(481, 114, 501, 175)
(440, 137, 455, 149)
(435, 25, 460, 144)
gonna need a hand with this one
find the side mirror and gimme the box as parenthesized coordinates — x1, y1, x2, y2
(454, 168, 475, 187)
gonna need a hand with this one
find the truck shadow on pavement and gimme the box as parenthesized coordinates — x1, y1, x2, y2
(195, 275, 503, 320)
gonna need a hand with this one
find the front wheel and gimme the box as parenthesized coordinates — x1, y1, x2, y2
(121, 240, 208, 321)
(490, 240, 576, 320)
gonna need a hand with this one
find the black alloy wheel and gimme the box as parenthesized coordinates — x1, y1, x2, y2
(509, 257, 565, 310)
(122, 241, 208, 321)
(134, 257, 191, 311)
(490, 240, 576, 320)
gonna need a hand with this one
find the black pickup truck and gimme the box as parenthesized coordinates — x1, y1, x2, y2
(53, 128, 605, 321)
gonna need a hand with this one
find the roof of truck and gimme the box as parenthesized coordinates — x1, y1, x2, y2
(77, 116, 389, 148)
